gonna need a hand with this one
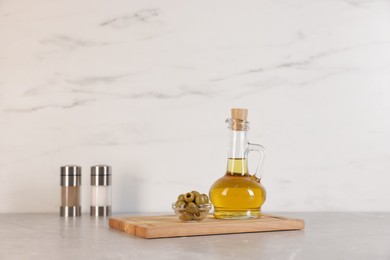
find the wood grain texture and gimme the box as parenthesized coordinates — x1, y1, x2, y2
(109, 214, 304, 239)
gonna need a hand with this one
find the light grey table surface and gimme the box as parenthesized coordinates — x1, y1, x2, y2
(0, 212, 389, 260)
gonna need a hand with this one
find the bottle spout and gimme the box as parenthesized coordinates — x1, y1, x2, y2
(229, 108, 250, 131)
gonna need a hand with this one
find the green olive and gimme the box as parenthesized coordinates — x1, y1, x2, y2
(184, 192, 195, 202)
(177, 194, 185, 201)
(179, 212, 193, 221)
(201, 194, 209, 203)
(175, 200, 186, 208)
(186, 202, 199, 213)
(192, 212, 203, 220)
(195, 194, 209, 205)
(191, 190, 200, 199)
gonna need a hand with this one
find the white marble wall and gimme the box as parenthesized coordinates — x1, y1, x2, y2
(1, 0, 390, 213)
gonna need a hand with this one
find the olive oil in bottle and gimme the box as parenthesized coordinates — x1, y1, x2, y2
(209, 109, 266, 219)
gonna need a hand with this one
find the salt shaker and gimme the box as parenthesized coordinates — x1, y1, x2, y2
(60, 165, 82, 217)
(90, 165, 112, 216)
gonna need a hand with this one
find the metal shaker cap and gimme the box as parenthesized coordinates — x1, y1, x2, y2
(91, 165, 112, 186)
(60, 165, 81, 186)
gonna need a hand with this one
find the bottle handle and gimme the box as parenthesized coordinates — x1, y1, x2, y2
(246, 143, 266, 180)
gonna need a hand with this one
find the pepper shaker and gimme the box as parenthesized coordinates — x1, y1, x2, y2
(90, 165, 112, 216)
(60, 165, 82, 217)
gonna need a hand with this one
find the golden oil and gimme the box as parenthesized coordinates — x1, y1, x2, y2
(209, 158, 266, 219)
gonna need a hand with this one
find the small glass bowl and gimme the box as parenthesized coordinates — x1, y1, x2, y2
(172, 203, 212, 222)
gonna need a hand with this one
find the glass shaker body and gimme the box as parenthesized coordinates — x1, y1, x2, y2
(60, 165, 82, 217)
(90, 165, 112, 216)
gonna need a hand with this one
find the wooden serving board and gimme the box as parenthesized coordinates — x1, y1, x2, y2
(109, 214, 304, 239)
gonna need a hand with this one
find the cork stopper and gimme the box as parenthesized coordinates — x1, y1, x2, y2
(230, 108, 249, 131)
(231, 108, 248, 121)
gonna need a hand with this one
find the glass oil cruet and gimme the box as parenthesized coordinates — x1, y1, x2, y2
(209, 108, 266, 219)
